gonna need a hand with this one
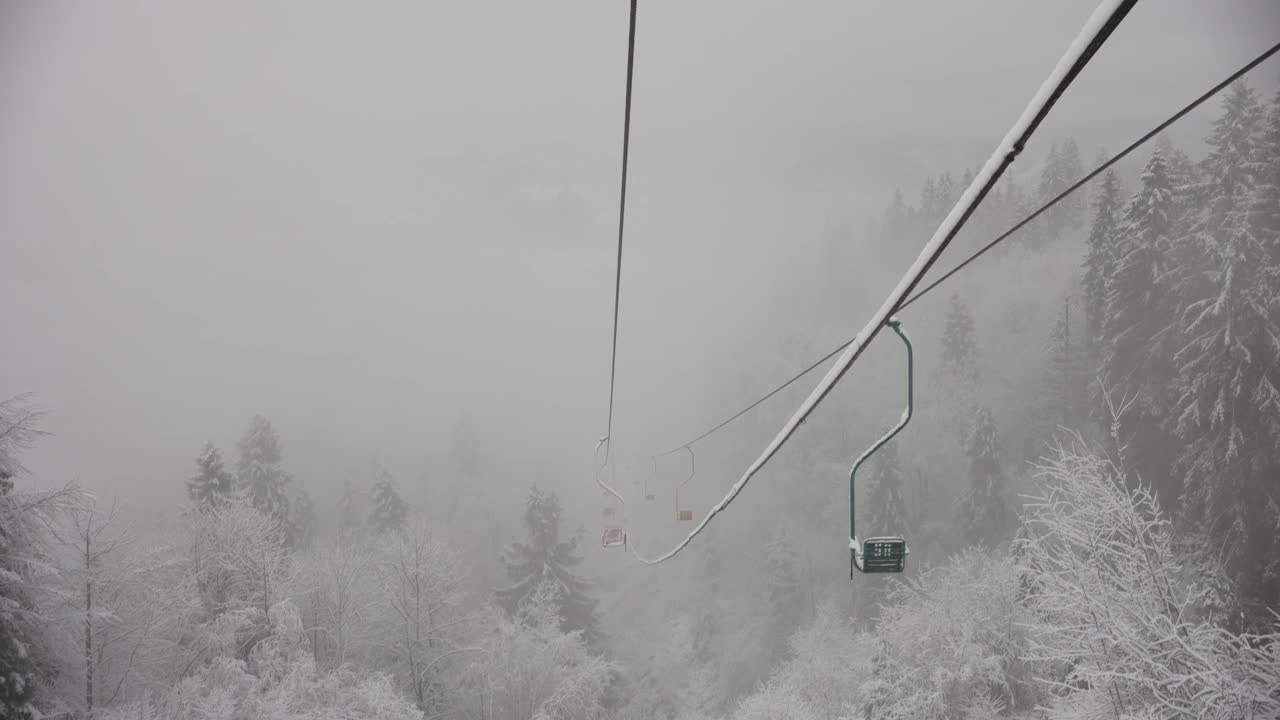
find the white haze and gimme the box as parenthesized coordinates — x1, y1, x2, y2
(1, 0, 1277, 510)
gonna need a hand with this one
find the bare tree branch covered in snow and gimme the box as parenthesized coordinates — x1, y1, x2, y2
(865, 549, 1041, 719)
(0, 395, 82, 718)
(184, 494, 293, 664)
(369, 520, 474, 715)
(0, 395, 50, 490)
(294, 536, 376, 671)
(1016, 431, 1280, 719)
(456, 580, 614, 720)
(98, 599, 424, 720)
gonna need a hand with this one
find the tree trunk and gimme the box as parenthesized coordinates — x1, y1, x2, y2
(85, 531, 93, 720)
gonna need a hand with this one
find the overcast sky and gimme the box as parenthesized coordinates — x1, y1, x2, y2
(2, 0, 1277, 503)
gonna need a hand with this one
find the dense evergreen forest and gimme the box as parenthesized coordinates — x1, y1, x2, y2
(2, 80, 1278, 720)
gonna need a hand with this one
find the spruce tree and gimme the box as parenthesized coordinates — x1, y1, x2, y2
(338, 479, 363, 538)
(936, 171, 958, 209)
(883, 188, 909, 239)
(290, 485, 318, 549)
(920, 176, 940, 223)
(1155, 132, 1200, 215)
(762, 526, 804, 661)
(497, 484, 599, 646)
(865, 439, 908, 539)
(1099, 149, 1180, 498)
(0, 397, 50, 720)
(367, 464, 409, 536)
(235, 415, 291, 527)
(0, 490, 39, 720)
(1036, 296, 1088, 441)
(1249, 90, 1280, 261)
(186, 441, 233, 509)
(1082, 167, 1124, 364)
(957, 406, 1012, 548)
(1059, 137, 1085, 227)
(935, 293, 980, 449)
(941, 293, 978, 380)
(1169, 81, 1279, 626)
(1038, 142, 1066, 239)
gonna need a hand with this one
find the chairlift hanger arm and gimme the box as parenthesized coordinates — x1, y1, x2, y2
(677, 446, 695, 489)
(595, 437, 625, 506)
(675, 446, 696, 521)
(619, 0, 1138, 567)
(850, 317, 912, 576)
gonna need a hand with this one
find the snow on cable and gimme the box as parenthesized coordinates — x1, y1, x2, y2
(625, 0, 1136, 565)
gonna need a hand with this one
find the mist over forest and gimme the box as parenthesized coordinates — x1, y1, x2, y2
(2, 1, 1279, 719)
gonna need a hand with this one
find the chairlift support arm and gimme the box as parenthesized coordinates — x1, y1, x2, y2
(850, 317, 913, 577)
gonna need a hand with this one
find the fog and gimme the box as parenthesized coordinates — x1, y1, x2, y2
(3, 0, 1272, 511)
(4, 2, 1280, 718)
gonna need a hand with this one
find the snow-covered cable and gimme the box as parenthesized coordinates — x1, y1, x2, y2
(626, 0, 1138, 566)
(648, 37, 1280, 464)
(899, 39, 1280, 311)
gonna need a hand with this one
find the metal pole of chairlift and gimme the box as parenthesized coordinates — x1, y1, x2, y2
(850, 317, 913, 577)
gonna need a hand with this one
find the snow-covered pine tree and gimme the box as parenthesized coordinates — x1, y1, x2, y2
(290, 484, 318, 549)
(0, 396, 51, 720)
(187, 441, 234, 509)
(1169, 81, 1280, 627)
(762, 525, 805, 662)
(367, 464, 409, 536)
(235, 415, 292, 528)
(941, 293, 978, 380)
(1035, 296, 1088, 444)
(936, 171, 959, 210)
(883, 188, 909, 240)
(957, 406, 1012, 548)
(1155, 132, 1201, 215)
(1249, 90, 1280, 264)
(1001, 173, 1026, 230)
(1059, 137, 1086, 227)
(1251, 90, 1280, 480)
(1082, 166, 1124, 365)
(496, 484, 599, 647)
(339, 479, 363, 538)
(934, 293, 981, 450)
(1038, 141, 1066, 240)
(919, 176, 940, 223)
(1099, 148, 1180, 500)
(865, 438, 909, 541)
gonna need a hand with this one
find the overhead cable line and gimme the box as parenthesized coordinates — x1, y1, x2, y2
(626, 0, 1138, 566)
(898, 39, 1280, 312)
(597, 0, 639, 499)
(650, 37, 1280, 461)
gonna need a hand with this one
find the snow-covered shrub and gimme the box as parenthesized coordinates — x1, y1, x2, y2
(866, 548, 1040, 719)
(98, 600, 423, 720)
(730, 681, 823, 720)
(185, 494, 292, 661)
(769, 599, 877, 718)
(1017, 434, 1280, 719)
(457, 580, 614, 720)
